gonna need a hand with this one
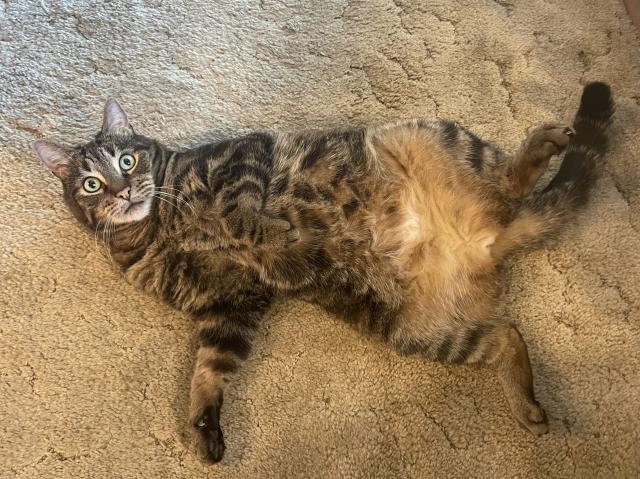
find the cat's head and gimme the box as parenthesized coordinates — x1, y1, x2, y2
(34, 99, 158, 229)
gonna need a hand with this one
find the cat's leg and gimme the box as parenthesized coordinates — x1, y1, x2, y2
(390, 316, 548, 435)
(503, 124, 575, 198)
(189, 300, 269, 463)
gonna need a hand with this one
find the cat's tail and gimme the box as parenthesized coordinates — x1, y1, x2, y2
(492, 82, 615, 259)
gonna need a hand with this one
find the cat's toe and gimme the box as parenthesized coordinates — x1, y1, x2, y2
(537, 123, 574, 152)
(515, 400, 549, 436)
(287, 226, 300, 243)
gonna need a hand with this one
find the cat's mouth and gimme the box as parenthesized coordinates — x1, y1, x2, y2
(124, 200, 145, 213)
(111, 198, 152, 224)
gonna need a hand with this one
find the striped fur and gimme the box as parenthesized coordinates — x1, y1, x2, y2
(35, 82, 614, 462)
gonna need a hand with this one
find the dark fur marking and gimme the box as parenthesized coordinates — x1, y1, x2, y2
(120, 247, 147, 270)
(209, 357, 238, 374)
(435, 337, 453, 362)
(221, 202, 239, 217)
(227, 163, 270, 188)
(271, 174, 289, 195)
(195, 159, 210, 187)
(441, 120, 459, 146)
(331, 162, 349, 187)
(199, 327, 252, 359)
(342, 198, 359, 219)
(299, 208, 327, 231)
(317, 186, 336, 202)
(293, 183, 316, 202)
(300, 136, 328, 170)
(452, 324, 489, 364)
(223, 181, 263, 202)
(466, 133, 485, 171)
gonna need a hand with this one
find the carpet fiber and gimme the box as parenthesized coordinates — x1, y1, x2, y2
(1, 1, 639, 477)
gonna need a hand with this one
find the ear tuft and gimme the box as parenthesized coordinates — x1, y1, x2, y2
(103, 98, 132, 135)
(33, 140, 71, 180)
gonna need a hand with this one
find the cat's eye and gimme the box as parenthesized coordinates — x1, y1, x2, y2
(83, 176, 102, 193)
(119, 153, 136, 172)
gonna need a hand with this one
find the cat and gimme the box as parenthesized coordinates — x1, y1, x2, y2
(34, 82, 614, 463)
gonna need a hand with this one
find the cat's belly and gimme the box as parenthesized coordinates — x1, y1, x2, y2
(369, 125, 504, 292)
(393, 186, 500, 275)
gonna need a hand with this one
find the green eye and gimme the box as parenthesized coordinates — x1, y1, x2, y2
(83, 177, 102, 193)
(119, 153, 136, 172)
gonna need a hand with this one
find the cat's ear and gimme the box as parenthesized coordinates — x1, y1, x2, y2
(102, 98, 133, 135)
(33, 140, 72, 180)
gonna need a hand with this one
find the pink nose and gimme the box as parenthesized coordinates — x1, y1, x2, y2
(117, 187, 131, 200)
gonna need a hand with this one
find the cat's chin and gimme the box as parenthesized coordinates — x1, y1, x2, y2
(111, 199, 152, 225)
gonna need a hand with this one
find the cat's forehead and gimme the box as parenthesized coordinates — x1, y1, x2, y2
(81, 135, 132, 158)
(76, 135, 139, 171)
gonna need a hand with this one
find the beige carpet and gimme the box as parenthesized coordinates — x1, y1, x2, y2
(1, 0, 639, 477)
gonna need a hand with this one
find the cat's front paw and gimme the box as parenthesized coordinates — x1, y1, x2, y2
(264, 217, 300, 246)
(193, 408, 226, 463)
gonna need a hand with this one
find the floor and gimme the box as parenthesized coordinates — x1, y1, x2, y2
(1, 1, 639, 477)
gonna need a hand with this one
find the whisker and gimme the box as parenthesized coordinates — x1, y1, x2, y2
(94, 217, 106, 254)
(152, 194, 188, 217)
(153, 190, 196, 215)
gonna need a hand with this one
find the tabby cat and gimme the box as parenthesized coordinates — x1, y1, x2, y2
(34, 82, 614, 463)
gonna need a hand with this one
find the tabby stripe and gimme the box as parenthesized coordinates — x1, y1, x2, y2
(331, 162, 349, 187)
(195, 158, 210, 187)
(223, 181, 263, 202)
(292, 183, 317, 202)
(229, 216, 247, 239)
(173, 163, 197, 192)
(300, 136, 328, 170)
(441, 120, 459, 146)
(120, 248, 147, 270)
(254, 225, 264, 245)
(345, 128, 366, 166)
(452, 324, 489, 364)
(191, 300, 268, 324)
(270, 174, 289, 195)
(221, 202, 239, 218)
(466, 133, 485, 171)
(299, 208, 328, 231)
(226, 163, 270, 188)
(199, 327, 252, 359)
(435, 337, 453, 362)
(208, 357, 238, 374)
(249, 220, 260, 243)
(196, 140, 231, 161)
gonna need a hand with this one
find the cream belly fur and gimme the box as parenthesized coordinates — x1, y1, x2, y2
(373, 125, 501, 317)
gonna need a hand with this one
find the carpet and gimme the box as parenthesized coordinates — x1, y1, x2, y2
(1, 0, 639, 477)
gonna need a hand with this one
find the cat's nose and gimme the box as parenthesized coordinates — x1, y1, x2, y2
(117, 186, 131, 201)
